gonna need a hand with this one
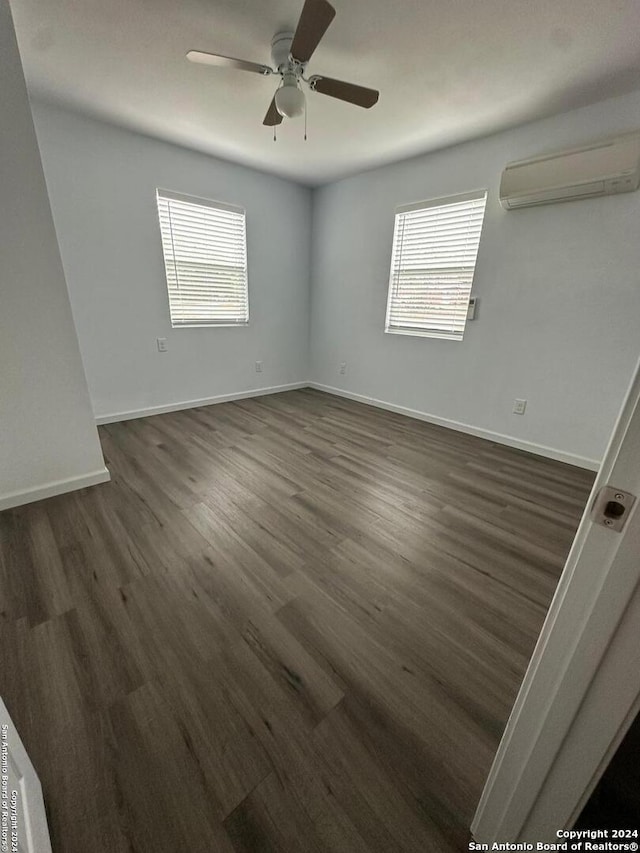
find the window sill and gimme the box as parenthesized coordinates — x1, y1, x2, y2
(171, 322, 250, 329)
(385, 327, 463, 341)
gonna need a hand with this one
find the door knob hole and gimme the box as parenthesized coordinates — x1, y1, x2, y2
(604, 500, 625, 519)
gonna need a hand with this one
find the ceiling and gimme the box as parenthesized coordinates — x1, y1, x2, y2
(11, 0, 640, 185)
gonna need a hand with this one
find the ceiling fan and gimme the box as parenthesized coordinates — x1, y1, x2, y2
(186, 0, 379, 127)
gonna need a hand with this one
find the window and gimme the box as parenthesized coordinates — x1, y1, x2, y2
(385, 190, 487, 341)
(156, 189, 249, 327)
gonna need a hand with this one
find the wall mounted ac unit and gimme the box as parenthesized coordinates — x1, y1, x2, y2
(499, 132, 640, 209)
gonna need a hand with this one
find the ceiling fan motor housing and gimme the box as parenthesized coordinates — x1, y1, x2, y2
(271, 32, 297, 72)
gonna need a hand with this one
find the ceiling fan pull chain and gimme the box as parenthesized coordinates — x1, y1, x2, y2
(273, 125, 277, 142)
(304, 103, 308, 141)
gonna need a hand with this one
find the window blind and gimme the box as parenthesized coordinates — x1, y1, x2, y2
(156, 189, 249, 327)
(385, 190, 487, 340)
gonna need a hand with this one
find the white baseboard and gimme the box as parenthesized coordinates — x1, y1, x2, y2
(94, 379, 600, 471)
(95, 382, 309, 425)
(0, 467, 111, 512)
(308, 382, 600, 471)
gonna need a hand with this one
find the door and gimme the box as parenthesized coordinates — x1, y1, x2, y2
(0, 697, 53, 853)
(472, 354, 640, 842)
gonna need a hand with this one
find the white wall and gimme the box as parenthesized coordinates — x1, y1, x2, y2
(310, 91, 640, 467)
(27, 91, 640, 466)
(0, 0, 107, 511)
(31, 102, 312, 421)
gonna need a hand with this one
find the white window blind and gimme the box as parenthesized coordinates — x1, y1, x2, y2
(385, 190, 487, 340)
(156, 189, 249, 327)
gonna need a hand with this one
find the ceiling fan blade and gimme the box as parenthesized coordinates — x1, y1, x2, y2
(310, 75, 379, 108)
(263, 95, 284, 126)
(186, 51, 273, 76)
(290, 0, 336, 63)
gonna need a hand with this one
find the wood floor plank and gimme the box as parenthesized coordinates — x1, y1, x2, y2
(276, 575, 499, 823)
(108, 681, 236, 853)
(311, 699, 456, 853)
(241, 611, 344, 727)
(224, 770, 329, 853)
(0, 389, 594, 852)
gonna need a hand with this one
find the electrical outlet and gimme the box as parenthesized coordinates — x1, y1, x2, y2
(339, 362, 347, 375)
(255, 361, 263, 373)
(513, 398, 527, 415)
(157, 337, 168, 352)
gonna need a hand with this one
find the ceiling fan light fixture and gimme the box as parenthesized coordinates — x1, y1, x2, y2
(275, 84, 306, 119)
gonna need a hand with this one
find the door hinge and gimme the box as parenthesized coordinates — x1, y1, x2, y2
(590, 485, 636, 532)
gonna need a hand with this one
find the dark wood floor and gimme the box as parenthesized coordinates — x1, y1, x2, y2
(0, 389, 595, 852)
